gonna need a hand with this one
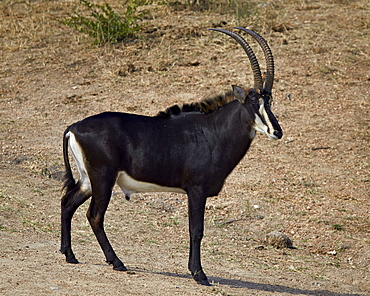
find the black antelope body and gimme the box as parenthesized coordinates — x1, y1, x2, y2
(60, 27, 283, 286)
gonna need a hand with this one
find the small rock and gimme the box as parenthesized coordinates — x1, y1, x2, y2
(265, 231, 293, 249)
(42, 165, 65, 181)
(255, 245, 265, 250)
(118, 63, 136, 76)
(188, 60, 200, 66)
(339, 244, 351, 251)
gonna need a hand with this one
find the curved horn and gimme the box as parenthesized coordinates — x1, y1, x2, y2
(209, 28, 263, 91)
(235, 27, 275, 93)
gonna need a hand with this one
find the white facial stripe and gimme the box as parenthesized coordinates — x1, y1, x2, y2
(259, 103, 275, 135)
(254, 111, 268, 134)
(116, 171, 186, 196)
(67, 131, 92, 194)
(253, 102, 278, 140)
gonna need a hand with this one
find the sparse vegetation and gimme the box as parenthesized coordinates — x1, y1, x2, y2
(0, 0, 369, 294)
(332, 224, 345, 231)
(63, 0, 150, 44)
(159, 0, 259, 22)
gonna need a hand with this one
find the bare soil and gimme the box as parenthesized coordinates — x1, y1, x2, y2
(0, 0, 369, 295)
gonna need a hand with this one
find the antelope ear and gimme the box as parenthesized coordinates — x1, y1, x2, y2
(232, 85, 246, 102)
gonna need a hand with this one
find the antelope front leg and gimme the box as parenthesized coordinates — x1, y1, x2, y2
(187, 193, 210, 286)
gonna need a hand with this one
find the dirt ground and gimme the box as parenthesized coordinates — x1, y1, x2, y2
(0, 0, 369, 295)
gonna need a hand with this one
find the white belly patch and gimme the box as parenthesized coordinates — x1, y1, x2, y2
(116, 171, 186, 198)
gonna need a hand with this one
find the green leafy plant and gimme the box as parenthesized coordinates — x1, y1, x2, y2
(63, 0, 149, 44)
(332, 224, 345, 231)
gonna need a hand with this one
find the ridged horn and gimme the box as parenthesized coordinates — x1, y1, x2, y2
(235, 27, 275, 93)
(209, 28, 263, 91)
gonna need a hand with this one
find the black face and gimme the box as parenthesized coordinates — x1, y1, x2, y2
(247, 89, 262, 113)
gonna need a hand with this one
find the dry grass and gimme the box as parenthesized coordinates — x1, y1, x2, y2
(0, 0, 369, 295)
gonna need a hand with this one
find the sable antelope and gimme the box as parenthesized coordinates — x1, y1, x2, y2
(60, 27, 283, 286)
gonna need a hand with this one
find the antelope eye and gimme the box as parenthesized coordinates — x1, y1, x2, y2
(251, 97, 259, 106)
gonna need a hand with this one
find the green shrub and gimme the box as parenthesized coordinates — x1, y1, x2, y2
(63, 0, 149, 44)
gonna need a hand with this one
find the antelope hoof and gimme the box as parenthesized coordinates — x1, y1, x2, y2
(62, 250, 79, 264)
(197, 278, 211, 286)
(107, 258, 127, 271)
(113, 264, 127, 271)
(113, 265, 127, 271)
(192, 270, 211, 286)
(66, 257, 79, 264)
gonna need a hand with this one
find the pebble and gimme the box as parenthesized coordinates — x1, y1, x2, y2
(265, 231, 293, 249)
